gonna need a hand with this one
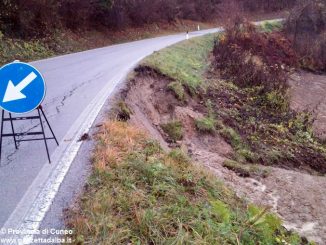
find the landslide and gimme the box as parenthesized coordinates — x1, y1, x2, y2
(114, 24, 326, 242)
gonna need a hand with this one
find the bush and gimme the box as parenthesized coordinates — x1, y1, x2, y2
(213, 22, 298, 91)
(285, 0, 326, 72)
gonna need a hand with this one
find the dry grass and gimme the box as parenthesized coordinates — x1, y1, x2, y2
(66, 121, 305, 245)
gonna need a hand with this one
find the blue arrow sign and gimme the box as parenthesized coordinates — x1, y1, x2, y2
(0, 61, 46, 114)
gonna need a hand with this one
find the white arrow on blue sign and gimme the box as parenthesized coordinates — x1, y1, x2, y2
(0, 61, 46, 114)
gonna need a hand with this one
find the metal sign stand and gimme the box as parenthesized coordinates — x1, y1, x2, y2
(0, 105, 58, 163)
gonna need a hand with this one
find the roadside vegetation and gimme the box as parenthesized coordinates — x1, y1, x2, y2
(66, 121, 306, 244)
(211, 20, 326, 174)
(142, 34, 215, 93)
(66, 17, 325, 243)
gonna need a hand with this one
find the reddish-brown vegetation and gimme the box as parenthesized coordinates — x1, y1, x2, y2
(213, 22, 298, 91)
(285, 0, 326, 72)
(212, 22, 326, 174)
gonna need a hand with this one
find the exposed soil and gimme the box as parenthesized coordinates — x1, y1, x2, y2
(289, 71, 326, 140)
(122, 69, 326, 243)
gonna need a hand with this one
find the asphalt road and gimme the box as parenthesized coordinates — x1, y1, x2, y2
(0, 28, 220, 238)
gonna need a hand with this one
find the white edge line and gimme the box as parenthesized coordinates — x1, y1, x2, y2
(0, 57, 144, 245)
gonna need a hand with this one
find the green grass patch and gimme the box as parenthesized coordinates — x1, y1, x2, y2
(223, 159, 270, 178)
(195, 116, 216, 133)
(142, 34, 216, 92)
(116, 101, 132, 121)
(66, 121, 306, 244)
(167, 81, 185, 101)
(0, 36, 55, 65)
(161, 121, 184, 142)
(259, 20, 283, 33)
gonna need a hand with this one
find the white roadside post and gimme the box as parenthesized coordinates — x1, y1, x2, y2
(186, 31, 189, 40)
(198, 25, 200, 31)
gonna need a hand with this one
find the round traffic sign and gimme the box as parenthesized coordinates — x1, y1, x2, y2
(0, 62, 46, 114)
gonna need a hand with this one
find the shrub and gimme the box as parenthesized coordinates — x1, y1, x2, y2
(213, 21, 298, 92)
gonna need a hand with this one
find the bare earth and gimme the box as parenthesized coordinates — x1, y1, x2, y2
(125, 71, 326, 244)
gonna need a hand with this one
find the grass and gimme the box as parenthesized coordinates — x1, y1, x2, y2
(116, 101, 132, 121)
(161, 121, 184, 142)
(142, 34, 216, 92)
(195, 116, 216, 133)
(259, 20, 283, 33)
(167, 81, 185, 101)
(66, 121, 306, 244)
(223, 159, 270, 178)
(0, 36, 55, 65)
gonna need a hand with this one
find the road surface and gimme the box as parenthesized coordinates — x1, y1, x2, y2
(0, 28, 220, 241)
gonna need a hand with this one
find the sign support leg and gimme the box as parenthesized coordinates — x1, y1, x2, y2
(9, 113, 18, 150)
(38, 106, 59, 146)
(0, 110, 4, 162)
(0, 107, 59, 164)
(37, 108, 51, 163)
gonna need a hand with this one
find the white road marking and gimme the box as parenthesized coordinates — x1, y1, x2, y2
(0, 58, 143, 244)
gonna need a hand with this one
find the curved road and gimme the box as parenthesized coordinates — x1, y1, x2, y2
(0, 28, 220, 241)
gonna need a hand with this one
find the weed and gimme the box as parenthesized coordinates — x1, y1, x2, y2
(264, 90, 289, 111)
(237, 148, 258, 163)
(167, 148, 190, 167)
(161, 121, 183, 142)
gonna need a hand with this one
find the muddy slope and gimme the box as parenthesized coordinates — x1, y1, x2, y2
(122, 69, 326, 244)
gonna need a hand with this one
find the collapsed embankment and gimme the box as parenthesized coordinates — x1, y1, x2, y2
(65, 20, 326, 244)
(117, 26, 326, 243)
